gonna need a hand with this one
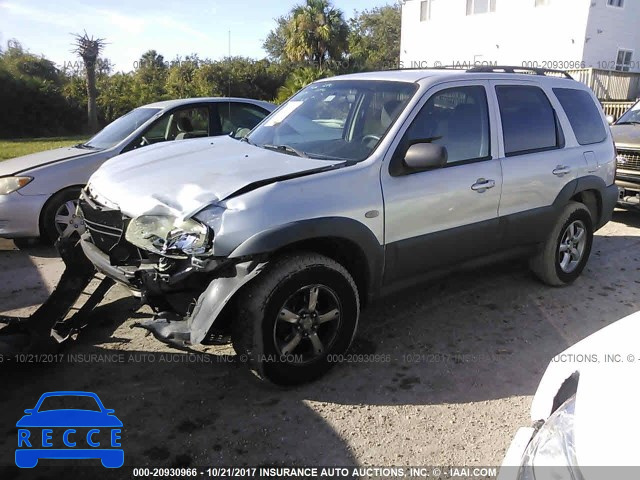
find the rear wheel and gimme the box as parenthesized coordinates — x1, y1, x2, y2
(232, 252, 360, 385)
(40, 188, 84, 244)
(529, 201, 594, 286)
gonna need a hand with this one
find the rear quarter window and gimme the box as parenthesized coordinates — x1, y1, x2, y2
(553, 88, 607, 145)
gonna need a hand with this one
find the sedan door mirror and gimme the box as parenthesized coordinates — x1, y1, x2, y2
(403, 143, 448, 170)
(606, 115, 616, 125)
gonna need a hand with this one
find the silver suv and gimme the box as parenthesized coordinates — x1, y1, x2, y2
(78, 67, 618, 385)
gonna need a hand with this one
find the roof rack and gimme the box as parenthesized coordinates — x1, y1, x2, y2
(466, 65, 574, 79)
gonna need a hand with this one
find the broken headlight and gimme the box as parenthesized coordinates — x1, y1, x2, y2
(125, 215, 212, 258)
(517, 395, 580, 479)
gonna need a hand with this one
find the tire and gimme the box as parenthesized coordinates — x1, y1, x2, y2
(40, 188, 83, 244)
(529, 201, 594, 286)
(232, 252, 360, 386)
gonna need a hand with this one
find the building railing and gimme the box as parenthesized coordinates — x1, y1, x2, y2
(600, 101, 635, 120)
(567, 68, 640, 101)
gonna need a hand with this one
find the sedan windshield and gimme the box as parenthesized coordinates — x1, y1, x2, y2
(617, 101, 640, 125)
(247, 80, 418, 161)
(84, 107, 161, 149)
(37, 395, 101, 412)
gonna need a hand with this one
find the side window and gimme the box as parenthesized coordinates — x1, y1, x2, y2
(399, 85, 491, 166)
(143, 115, 171, 143)
(127, 106, 210, 151)
(218, 103, 270, 137)
(172, 107, 209, 139)
(553, 88, 607, 145)
(496, 85, 561, 156)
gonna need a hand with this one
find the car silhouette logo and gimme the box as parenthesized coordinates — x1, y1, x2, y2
(15, 391, 123, 468)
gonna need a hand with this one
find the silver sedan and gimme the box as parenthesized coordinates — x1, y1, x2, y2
(0, 97, 275, 244)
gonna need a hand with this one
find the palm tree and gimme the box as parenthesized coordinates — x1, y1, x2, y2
(276, 67, 328, 103)
(72, 32, 106, 133)
(284, 0, 349, 70)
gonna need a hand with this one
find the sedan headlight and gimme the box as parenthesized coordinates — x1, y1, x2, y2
(0, 176, 33, 195)
(125, 215, 211, 258)
(518, 395, 580, 480)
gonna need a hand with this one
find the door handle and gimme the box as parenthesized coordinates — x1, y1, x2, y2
(471, 178, 496, 193)
(552, 166, 571, 177)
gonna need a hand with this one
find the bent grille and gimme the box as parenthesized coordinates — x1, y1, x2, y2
(617, 149, 640, 172)
(79, 193, 125, 254)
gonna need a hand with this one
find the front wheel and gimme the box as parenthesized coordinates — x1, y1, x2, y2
(529, 201, 594, 286)
(232, 253, 360, 385)
(40, 188, 84, 244)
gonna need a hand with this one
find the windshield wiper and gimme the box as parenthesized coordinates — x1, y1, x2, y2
(261, 144, 309, 158)
(75, 143, 97, 149)
(616, 121, 640, 125)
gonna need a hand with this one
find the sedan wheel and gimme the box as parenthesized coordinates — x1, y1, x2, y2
(54, 200, 84, 239)
(41, 188, 84, 244)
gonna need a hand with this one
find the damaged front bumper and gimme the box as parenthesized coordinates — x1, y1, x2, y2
(80, 235, 267, 347)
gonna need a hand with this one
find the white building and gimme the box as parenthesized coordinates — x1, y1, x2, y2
(400, 0, 640, 73)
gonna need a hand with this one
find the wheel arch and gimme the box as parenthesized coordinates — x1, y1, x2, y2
(553, 176, 607, 228)
(228, 217, 384, 307)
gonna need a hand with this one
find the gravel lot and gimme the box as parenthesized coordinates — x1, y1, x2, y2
(1, 210, 639, 476)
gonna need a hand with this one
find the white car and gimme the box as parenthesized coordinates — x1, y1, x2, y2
(499, 311, 640, 480)
(0, 97, 274, 244)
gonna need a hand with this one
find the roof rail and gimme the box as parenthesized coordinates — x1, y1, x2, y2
(466, 65, 574, 79)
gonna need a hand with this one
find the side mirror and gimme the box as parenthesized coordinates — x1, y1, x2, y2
(403, 143, 448, 170)
(105, 409, 115, 414)
(24, 409, 34, 414)
(606, 115, 616, 125)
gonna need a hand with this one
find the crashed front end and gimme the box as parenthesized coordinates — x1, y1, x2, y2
(77, 188, 266, 348)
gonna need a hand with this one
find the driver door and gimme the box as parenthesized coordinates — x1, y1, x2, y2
(381, 81, 503, 286)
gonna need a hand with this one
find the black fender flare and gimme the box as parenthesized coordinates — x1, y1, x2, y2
(228, 217, 385, 301)
(552, 175, 610, 226)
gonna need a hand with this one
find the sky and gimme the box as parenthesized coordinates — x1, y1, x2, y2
(0, 0, 397, 72)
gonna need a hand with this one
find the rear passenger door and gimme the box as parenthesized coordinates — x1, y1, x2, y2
(490, 81, 587, 247)
(381, 81, 503, 286)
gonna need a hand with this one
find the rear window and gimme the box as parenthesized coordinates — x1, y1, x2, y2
(496, 85, 561, 156)
(553, 88, 607, 145)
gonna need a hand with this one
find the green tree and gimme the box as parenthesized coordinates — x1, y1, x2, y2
(133, 50, 168, 104)
(349, 4, 401, 72)
(276, 66, 329, 103)
(263, 15, 290, 62)
(0, 39, 85, 137)
(97, 72, 137, 124)
(166, 55, 200, 98)
(72, 32, 107, 133)
(283, 0, 349, 70)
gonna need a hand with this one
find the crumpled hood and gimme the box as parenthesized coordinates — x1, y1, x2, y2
(530, 312, 640, 471)
(0, 146, 93, 176)
(88, 136, 337, 218)
(611, 124, 640, 148)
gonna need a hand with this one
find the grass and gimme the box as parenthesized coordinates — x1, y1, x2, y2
(0, 136, 88, 161)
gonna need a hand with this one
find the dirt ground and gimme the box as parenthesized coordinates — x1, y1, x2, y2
(1, 210, 639, 477)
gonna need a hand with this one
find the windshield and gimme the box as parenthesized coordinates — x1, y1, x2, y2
(37, 395, 101, 412)
(617, 101, 640, 124)
(84, 107, 161, 149)
(247, 80, 418, 161)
